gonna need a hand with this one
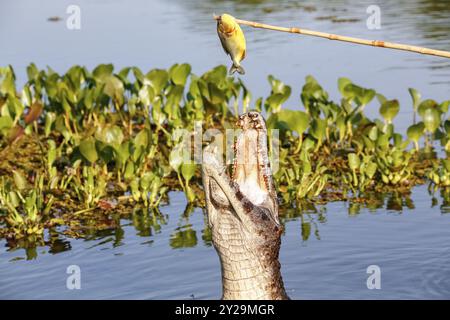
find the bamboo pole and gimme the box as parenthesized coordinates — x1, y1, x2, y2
(213, 15, 450, 59)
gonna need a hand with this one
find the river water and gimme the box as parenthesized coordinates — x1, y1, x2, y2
(0, 0, 450, 299)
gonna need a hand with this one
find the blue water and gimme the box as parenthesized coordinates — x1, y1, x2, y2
(1, 0, 450, 299)
(1, 187, 450, 299)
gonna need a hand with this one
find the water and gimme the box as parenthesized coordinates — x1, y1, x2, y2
(1, 187, 450, 299)
(1, 0, 450, 299)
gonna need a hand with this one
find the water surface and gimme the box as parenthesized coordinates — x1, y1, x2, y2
(1, 186, 450, 299)
(1, 0, 450, 299)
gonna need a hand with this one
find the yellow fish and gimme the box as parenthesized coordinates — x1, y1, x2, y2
(217, 14, 246, 75)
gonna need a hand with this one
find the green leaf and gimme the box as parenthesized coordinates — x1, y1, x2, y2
(407, 122, 425, 142)
(408, 88, 421, 112)
(0, 115, 13, 130)
(146, 69, 168, 94)
(444, 120, 450, 135)
(268, 109, 309, 135)
(348, 153, 360, 171)
(310, 118, 326, 141)
(115, 142, 130, 165)
(365, 162, 377, 179)
(124, 161, 135, 180)
(439, 100, 450, 114)
(342, 83, 374, 106)
(21, 85, 32, 106)
(169, 63, 191, 86)
(140, 172, 154, 190)
(13, 170, 27, 190)
(265, 93, 288, 113)
(376, 93, 387, 105)
(181, 163, 197, 184)
(368, 126, 378, 141)
(207, 82, 226, 105)
(361, 89, 376, 106)
(0, 66, 16, 96)
(26, 63, 39, 81)
(92, 64, 114, 81)
(118, 67, 131, 79)
(138, 85, 155, 106)
(379, 99, 400, 123)
(103, 75, 124, 101)
(132, 67, 145, 84)
(377, 133, 390, 148)
(202, 65, 227, 84)
(44, 112, 56, 137)
(338, 77, 352, 96)
(79, 137, 98, 163)
(165, 85, 184, 119)
(442, 159, 450, 172)
(169, 144, 184, 172)
(418, 99, 438, 117)
(97, 144, 115, 163)
(265, 75, 291, 112)
(47, 139, 57, 167)
(422, 108, 440, 133)
(95, 125, 124, 146)
(134, 129, 149, 149)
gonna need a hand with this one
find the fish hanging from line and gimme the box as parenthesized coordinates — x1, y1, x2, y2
(216, 13, 246, 75)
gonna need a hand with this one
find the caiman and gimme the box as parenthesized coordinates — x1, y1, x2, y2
(202, 112, 289, 300)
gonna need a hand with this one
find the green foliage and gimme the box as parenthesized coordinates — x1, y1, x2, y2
(429, 159, 450, 188)
(0, 63, 449, 244)
(0, 174, 53, 240)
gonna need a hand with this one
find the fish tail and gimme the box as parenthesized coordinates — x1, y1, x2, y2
(229, 63, 245, 75)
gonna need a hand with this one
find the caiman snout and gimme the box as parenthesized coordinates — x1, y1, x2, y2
(236, 111, 265, 130)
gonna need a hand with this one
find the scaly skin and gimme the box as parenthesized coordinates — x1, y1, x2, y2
(202, 112, 288, 300)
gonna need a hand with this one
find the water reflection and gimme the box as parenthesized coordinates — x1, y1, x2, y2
(439, 188, 450, 213)
(280, 204, 325, 241)
(4, 186, 450, 259)
(347, 191, 416, 214)
(47, 230, 72, 254)
(201, 212, 213, 246)
(169, 203, 198, 249)
(132, 207, 167, 237)
(300, 213, 322, 242)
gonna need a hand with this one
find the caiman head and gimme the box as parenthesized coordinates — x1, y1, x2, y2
(202, 112, 288, 300)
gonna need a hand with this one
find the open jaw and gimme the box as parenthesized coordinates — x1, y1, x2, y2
(232, 115, 270, 206)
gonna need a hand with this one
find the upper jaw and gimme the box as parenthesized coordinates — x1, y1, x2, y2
(233, 113, 270, 203)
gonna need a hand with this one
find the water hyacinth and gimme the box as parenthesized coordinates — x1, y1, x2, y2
(0, 63, 449, 245)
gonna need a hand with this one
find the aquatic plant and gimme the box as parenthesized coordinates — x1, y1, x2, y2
(1, 63, 449, 245)
(0, 174, 53, 240)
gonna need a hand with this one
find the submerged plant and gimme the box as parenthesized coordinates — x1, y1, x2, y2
(0, 174, 54, 239)
(429, 159, 450, 190)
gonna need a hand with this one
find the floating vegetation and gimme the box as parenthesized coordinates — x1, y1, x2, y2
(0, 63, 449, 248)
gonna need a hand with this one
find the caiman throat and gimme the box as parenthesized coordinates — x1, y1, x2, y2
(202, 112, 288, 300)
